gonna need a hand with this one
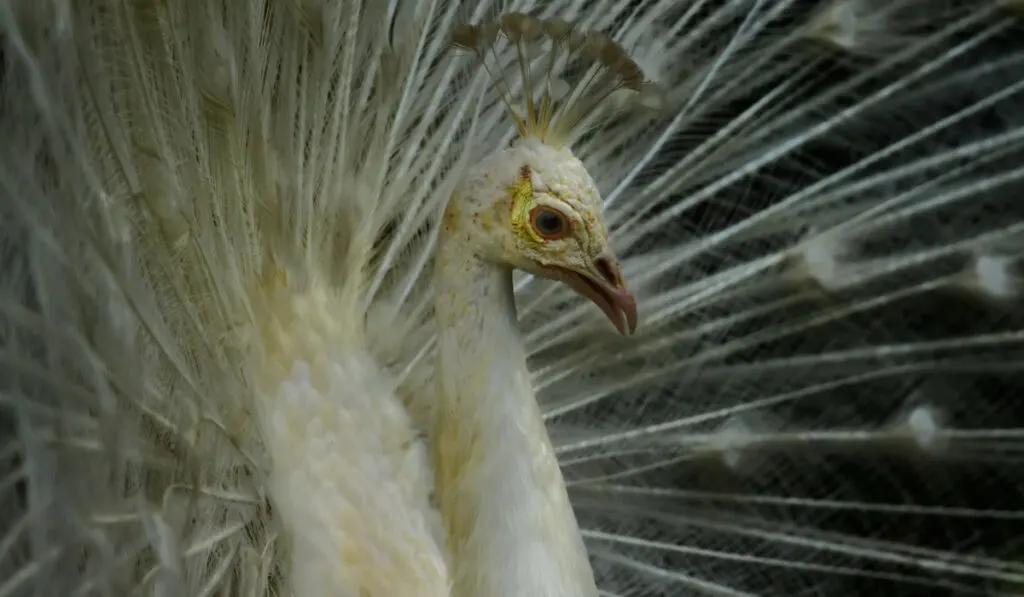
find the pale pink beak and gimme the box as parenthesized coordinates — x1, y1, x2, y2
(549, 254, 637, 336)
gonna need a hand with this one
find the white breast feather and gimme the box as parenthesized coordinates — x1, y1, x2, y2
(254, 286, 449, 597)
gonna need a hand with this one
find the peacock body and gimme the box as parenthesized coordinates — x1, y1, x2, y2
(2, 0, 1024, 596)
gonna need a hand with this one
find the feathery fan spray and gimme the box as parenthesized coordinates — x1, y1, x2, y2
(2, 0, 1024, 596)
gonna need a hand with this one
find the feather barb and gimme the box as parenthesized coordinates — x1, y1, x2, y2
(450, 13, 655, 146)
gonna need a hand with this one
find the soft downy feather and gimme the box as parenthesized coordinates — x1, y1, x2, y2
(2, 0, 1024, 596)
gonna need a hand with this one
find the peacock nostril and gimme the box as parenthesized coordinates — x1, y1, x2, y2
(595, 256, 622, 287)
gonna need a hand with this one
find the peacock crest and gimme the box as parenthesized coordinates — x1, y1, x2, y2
(450, 13, 660, 146)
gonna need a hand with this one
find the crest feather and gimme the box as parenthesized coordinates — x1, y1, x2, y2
(450, 13, 660, 147)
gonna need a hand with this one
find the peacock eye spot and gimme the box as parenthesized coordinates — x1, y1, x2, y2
(529, 206, 568, 240)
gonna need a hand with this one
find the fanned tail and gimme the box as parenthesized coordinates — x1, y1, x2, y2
(2, 0, 1024, 596)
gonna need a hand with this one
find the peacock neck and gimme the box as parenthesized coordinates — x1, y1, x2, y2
(431, 220, 599, 597)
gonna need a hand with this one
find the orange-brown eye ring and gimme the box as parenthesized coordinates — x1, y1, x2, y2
(529, 206, 569, 240)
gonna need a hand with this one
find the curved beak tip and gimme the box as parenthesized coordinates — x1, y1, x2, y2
(581, 275, 639, 336)
(607, 287, 637, 336)
(548, 263, 638, 336)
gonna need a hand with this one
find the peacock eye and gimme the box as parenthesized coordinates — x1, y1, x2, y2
(529, 206, 568, 240)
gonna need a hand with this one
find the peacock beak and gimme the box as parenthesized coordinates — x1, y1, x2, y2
(549, 253, 637, 336)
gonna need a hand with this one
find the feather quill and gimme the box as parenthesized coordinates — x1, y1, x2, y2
(2, 0, 1024, 596)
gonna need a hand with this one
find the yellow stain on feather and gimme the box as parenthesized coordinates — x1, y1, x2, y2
(431, 352, 495, 565)
(249, 263, 352, 396)
(431, 404, 483, 555)
(443, 195, 461, 232)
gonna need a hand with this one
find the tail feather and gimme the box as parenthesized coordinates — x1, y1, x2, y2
(3, 0, 1024, 596)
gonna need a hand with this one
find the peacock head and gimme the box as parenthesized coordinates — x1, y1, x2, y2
(447, 12, 659, 336)
(447, 136, 636, 335)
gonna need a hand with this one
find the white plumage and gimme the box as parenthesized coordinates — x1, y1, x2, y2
(2, 1, 1024, 596)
